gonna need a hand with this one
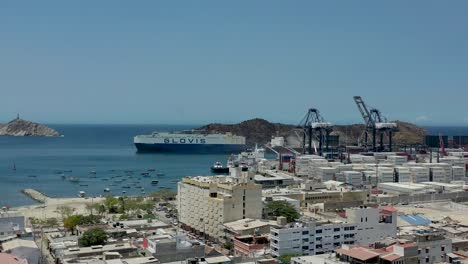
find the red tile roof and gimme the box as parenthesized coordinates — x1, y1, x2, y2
(0, 253, 26, 264)
(381, 253, 402, 261)
(381, 206, 398, 212)
(336, 248, 381, 261)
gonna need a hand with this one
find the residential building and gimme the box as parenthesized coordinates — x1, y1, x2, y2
(270, 206, 397, 257)
(399, 226, 453, 264)
(1, 239, 40, 264)
(177, 168, 262, 240)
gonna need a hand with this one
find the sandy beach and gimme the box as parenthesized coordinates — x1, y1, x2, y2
(12, 193, 105, 220)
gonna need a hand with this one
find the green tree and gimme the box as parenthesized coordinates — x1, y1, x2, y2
(104, 196, 120, 213)
(78, 228, 108, 247)
(279, 254, 300, 264)
(45, 218, 59, 227)
(63, 215, 81, 234)
(63, 214, 102, 234)
(95, 204, 106, 215)
(265, 201, 300, 222)
(56, 205, 74, 220)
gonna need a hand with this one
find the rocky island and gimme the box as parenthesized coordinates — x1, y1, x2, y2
(199, 118, 426, 146)
(0, 116, 60, 137)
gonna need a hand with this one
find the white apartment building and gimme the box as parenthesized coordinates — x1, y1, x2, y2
(270, 206, 397, 257)
(177, 168, 263, 240)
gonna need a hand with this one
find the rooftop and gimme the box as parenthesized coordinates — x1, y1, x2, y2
(1, 239, 38, 251)
(0, 253, 27, 264)
(223, 218, 277, 232)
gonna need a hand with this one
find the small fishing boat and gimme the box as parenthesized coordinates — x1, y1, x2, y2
(148, 169, 156, 172)
(141, 172, 150, 177)
(79, 184, 88, 187)
(68, 177, 80, 183)
(122, 191, 126, 194)
(104, 188, 110, 192)
(89, 170, 96, 174)
(171, 180, 179, 183)
(151, 180, 159, 185)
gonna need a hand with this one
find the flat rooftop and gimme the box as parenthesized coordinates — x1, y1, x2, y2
(223, 218, 277, 232)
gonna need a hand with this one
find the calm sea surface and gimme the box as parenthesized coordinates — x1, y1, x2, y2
(0, 125, 467, 207)
(0, 124, 230, 207)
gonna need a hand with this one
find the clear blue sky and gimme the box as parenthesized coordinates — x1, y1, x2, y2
(1, 1, 467, 125)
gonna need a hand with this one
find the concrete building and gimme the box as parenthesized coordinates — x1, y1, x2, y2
(334, 243, 419, 264)
(399, 226, 453, 264)
(270, 206, 397, 258)
(254, 173, 295, 188)
(0, 216, 25, 241)
(177, 169, 263, 240)
(1, 239, 40, 264)
(223, 218, 277, 238)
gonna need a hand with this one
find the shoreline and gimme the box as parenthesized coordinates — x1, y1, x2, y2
(8, 188, 106, 220)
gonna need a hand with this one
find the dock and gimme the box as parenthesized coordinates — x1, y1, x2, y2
(21, 189, 50, 203)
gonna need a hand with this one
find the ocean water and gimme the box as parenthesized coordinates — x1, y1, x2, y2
(1, 124, 467, 207)
(0, 125, 229, 207)
(425, 126, 468, 136)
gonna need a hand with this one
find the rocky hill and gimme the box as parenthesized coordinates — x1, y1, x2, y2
(0, 117, 60, 137)
(198, 118, 426, 146)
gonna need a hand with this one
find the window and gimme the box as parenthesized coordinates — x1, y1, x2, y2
(316, 229, 322, 234)
(334, 235, 340, 239)
(425, 248, 429, 254)
(232, 204, 235, 208)
(316, 237, 322, 241)
(303, 238, 309, 243)
(302, 231, 309, 235)
(441, 246, 445, 251)
(425, 257, 429, 263)
(302, 246, 309, 250)
(350, 226, 355, 230)
(334, 242, 340, 247)
(334, 228, 340, 232)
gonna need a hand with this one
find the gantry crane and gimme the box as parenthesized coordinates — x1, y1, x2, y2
(353, 96, 398, 152)
(298, 108, 333, 156)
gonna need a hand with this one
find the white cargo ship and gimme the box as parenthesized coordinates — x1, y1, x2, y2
(134, 130, 247, 153)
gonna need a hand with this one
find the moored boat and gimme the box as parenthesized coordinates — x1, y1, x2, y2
(211, 161, 229, 174)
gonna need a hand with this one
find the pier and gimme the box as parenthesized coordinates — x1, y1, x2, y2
(21, 189, 50, 203)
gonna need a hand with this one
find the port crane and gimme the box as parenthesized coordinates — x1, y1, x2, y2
(298, 108, 332, 156)
(353, 96, 398, 152)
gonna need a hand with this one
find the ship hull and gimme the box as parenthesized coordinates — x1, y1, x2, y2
(135, 143, 247, 153)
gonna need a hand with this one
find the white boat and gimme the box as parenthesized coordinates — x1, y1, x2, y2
(104, 188, 110, 192)
(79, 191, 86, 198)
